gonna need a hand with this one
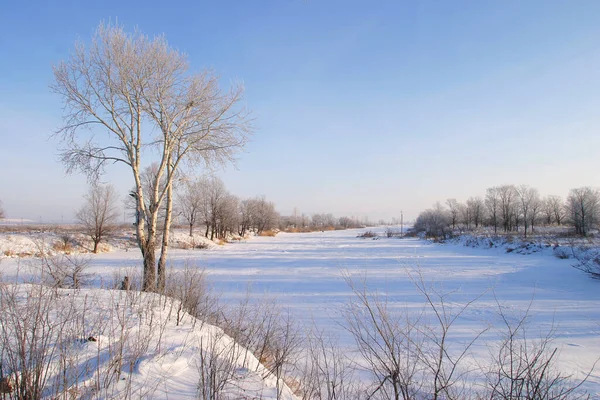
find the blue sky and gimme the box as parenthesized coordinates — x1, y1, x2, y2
(1, 0, 600, 222)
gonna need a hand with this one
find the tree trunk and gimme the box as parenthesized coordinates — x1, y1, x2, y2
(157, 166, 173, 293)
(189, 223, 193, 237)
(133, 166, 157, 292)
(141, 240, 156, 291)
(93, 239, 99, 254)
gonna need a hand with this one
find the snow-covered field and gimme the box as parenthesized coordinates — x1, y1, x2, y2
(1, 227, 599, 397)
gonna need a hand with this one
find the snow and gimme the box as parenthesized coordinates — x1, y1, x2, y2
(0, 285, 298, 399)
(1, 227, 599, 397)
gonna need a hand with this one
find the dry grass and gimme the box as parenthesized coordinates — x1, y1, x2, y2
(258, 230, 278, 237)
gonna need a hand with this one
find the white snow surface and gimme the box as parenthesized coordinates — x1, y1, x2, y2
(1, 227, 600, 397)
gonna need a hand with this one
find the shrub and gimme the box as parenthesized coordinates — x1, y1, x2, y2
(357, 230, 377, 238)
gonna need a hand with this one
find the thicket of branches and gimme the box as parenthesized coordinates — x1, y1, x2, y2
(0, 262, 593, 399)
(173, 176, 367, 238)
(414, 185, 600, 238)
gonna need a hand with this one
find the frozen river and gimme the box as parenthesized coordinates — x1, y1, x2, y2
(4, 227, 599, 395)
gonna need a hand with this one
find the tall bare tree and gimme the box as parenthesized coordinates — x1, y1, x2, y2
(51, 23, 251, 291)
(516, 185, 539, 238)
(485, 187, 500, 234)
(497, 185, 517, 233)
(76, 184, 120, 253)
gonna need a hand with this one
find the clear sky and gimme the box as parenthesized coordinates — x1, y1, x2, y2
(1, 0, 600, 223)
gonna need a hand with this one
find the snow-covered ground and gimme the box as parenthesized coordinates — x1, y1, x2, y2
(0, 284, 298, 399)
(1, 227, 599, 397)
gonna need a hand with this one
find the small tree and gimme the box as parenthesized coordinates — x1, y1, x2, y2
(414, 203, 450, 239)
(0, 199, 5, 219)
(76, 184, 120, 253)
(176, 178, 203, 236)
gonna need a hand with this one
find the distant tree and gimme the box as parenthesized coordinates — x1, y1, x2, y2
(459, 202, 470, 230)
(446, 199, 461, 230)
(176, 179, 203, 236)
(311, 213, 324, 229)
(414, 203, 450, 238)
(516, 185, 539, 237)
(0, 199, 5, 219)
(238, 199, 253, 236)
(76, 184, 120, 253)
(199, 176, 229, 240)
(485, 187, 501, 233)
(497, 185, 517, 233)
(248, 196, 279, 234)
(216, 194, 240, 238)
(339, 216, 356, 229)
(547, 195, 564, 225)
(565, 187, 600, 236)
(467, 196, 485, 229)
(542, 196, 555, 225)
(528, 193, 542, 234)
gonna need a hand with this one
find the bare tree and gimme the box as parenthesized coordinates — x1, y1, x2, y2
(548, 195, 565, 225)
(51, 23, 251, 291)
(459, 203, 471, 231)
(446, 199, 460, 231)
(528, 193, 542, 234)
(176, 178, 203, 236)
(467, 196, 485, 229)
(565, 187, 600, 236)
(76, 184, 120, 253)
(485, 297, 593, 399)
(498, 185, 517, 233)
(414, 203, 450, 239)
(343, 276, 425, 400)
(542, 195, 564, 225)
(542, 196, 555, 225)
(214, 193, 240, 239)
(238, 199, 253, 237)
(199, 176, 229, 240)
(485, 187, 501, 234)
(516, 185, 539, 238)
(0, 199, 5, 219)
(247, 196, 279, 234)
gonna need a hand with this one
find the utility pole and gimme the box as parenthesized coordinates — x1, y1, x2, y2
(401, 210, 403, 237)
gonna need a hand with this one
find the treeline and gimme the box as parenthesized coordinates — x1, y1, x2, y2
(70, 173, 371, 254)
(142, 174, 364, 240)
(176, 176, 278, 239)
(278, 212, 366, 232)
(414, 185, 600, 238)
